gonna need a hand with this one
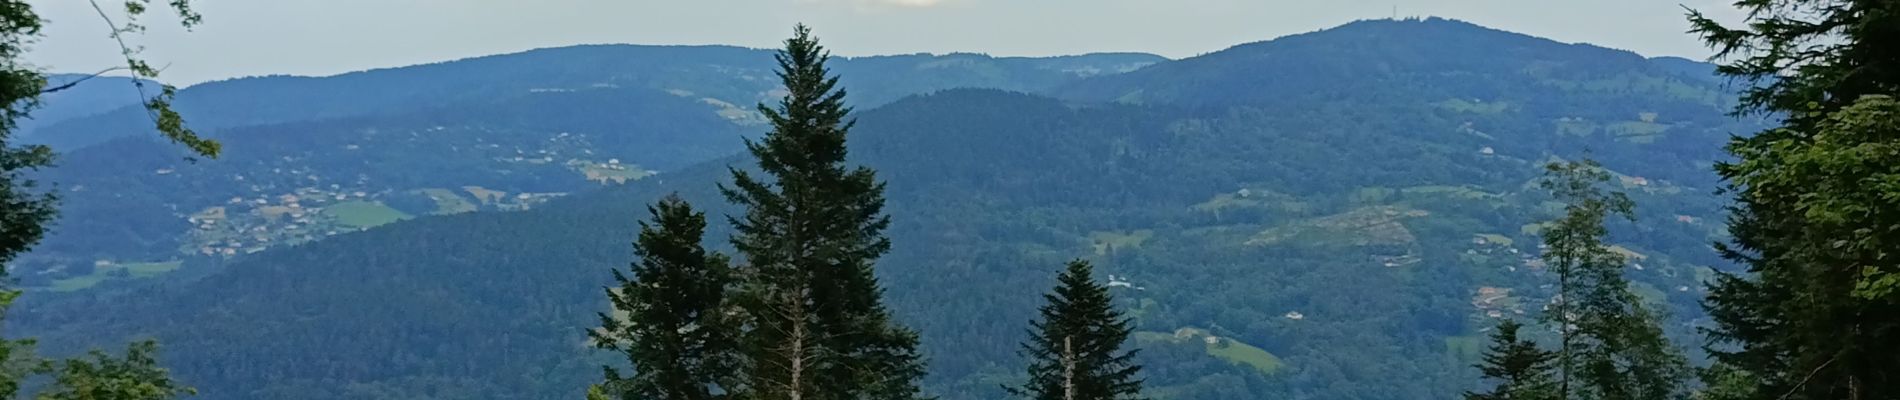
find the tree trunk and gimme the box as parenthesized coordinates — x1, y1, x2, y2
(1063, 335, 1076, 400)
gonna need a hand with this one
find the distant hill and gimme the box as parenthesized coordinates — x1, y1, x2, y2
(20, 46, 1165, 151)
(1057, 18, 1754, 187)
(18, 19, 1749, 400)
(17, 73, 155, 134)
(10, 47, 1162, 274)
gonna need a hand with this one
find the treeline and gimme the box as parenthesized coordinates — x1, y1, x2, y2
(1464, 2, 1900, 400)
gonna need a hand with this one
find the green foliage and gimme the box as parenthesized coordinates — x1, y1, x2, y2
(1727, 96, 1900, 300)
(87, 0, 216, 158)
(1465, 320, 1556, 400)
(593, 195, 736, 400)
(0, 0, 55, 269)
(36, 340, 194, 400)
(0, 290, 46, 398)
(1690, 1, 1900, 399)
(1011, 261, 1144, 400)
(2, 292, 191, 400)
(1537, 160, 1688, 400)
(722, 25, 927, 400)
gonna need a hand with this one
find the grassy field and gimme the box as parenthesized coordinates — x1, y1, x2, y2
(420, 188, 478, 214)
(49, 261, 183, 292)
(1631, 281, 1669, 306)
(1192, 188, 1309, 215)
(581, 164, 653, 184)
(1205, 337, 1285, 375)
(1088, 230, 1154, 255)
(1134, 328, 1285, 376)
(325, 201, 412, 228)
(1444, 335, 1484, 361)
(1475, 233, 1515, 246)
(1250, 206, 1426, 247)
(1608, 245, 1648, 261)
(462, 186, 508, 205)
(1402, 185, 1502, 201)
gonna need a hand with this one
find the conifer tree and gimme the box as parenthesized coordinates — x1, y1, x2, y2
(1466, 319, 1557, 400)
(593, 195, 737, 400)
(723, 24, 927, 400)
(1688, 1, 1900, 398)
(1010, 260, 1143, 400)
(1537, 160, 1688, 400)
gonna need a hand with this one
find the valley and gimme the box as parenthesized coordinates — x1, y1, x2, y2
(12, 50, 1158, 291)
(13, 17, 1759, 400)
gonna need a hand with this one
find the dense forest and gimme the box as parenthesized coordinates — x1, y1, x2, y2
(6, 45, 1164, 283)
(2, 1, 1895, 400)
(16, 17, 1752, 400)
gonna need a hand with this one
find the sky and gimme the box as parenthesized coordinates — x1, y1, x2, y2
(26, 0, 1745, 86)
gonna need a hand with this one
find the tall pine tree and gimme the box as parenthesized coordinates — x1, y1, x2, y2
(1467, 319, 1557, 400)
(1688, 2, 1900, 398)
(593, 195, 737, 400)
(723, 24, 928, 400)
(1537, 160, 1688, 400)
(1010, 260, 1143, 400)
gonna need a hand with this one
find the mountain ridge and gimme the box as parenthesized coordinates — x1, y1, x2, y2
(23, 46, 1165, 151)
(19, 20, 1745, 400)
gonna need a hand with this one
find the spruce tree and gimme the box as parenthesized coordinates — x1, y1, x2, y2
(1688, 1, 1900, 398)
(723, 24, 927, 400)
(1467, 319, 1557, 400)
(593, 195, 737, 400)
(1536, 160, 1688, 400)
(1010, 260, 1143, 400)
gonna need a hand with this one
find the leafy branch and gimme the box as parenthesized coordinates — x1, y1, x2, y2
(85, 0, 216, 159)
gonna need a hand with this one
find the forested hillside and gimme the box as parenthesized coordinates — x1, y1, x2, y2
(21, 46, 1163, 150)
(18, 18, 1755, 400)
(10, 48, 1161, 287)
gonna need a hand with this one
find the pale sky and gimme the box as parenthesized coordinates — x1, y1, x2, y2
(25, 0, 1745, 86)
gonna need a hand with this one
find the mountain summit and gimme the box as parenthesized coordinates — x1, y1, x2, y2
(1060, 18, 1698, 109)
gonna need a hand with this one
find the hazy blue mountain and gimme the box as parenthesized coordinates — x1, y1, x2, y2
(18, 19, 1747, 400)
(20, 46, 1164, 151)
(17, 73, 155, 134)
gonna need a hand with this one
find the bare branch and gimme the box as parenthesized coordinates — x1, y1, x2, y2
(38, 66, 131, 94)
(87, 0, 163, 129)
(1778, 356, 1837, 400)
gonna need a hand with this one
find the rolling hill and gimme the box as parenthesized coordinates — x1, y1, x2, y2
(17, 18, 1751, 400)
(17, 73, 155, 134)
(20, 46, 1164, 151)
(9, 48, 1164, 283)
